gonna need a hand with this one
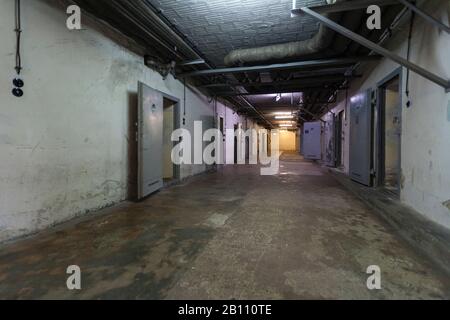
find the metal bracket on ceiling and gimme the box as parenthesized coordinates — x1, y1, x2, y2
(297, 6, 450, 91)
(396, 0, 450, 34)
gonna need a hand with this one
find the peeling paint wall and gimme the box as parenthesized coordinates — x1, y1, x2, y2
(215, 101, 261, 165)
(0, 0, 238, 241)
(324, 0, 450, 228)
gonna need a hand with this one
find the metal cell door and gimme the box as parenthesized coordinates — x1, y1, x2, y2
(303, 122, 322, 160)
(137, 82, 164, 199)
(349, 90, 372, 186)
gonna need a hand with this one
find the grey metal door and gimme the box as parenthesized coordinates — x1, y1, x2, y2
(303, 122, 322, 160)
(137, 82, 164, 199)
(349, 89, 372, 186)
(324, 116, 336, 167)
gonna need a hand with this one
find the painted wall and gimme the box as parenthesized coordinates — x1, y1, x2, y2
(0, 0, 236, 241)
(323, 0, 450, 228)
(279, 130, 297, 151)
(215, 101, 261, 164)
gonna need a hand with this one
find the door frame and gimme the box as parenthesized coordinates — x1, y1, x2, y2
(233, 124, 238, 164)
(375, 67, 403, 195)
(137, 82, 181, 200)
(325, 114, 336, 167)
(161, 92, 181, 183)
(335, 110, 344, 168)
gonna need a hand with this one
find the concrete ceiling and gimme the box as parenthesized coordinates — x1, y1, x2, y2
(147, 0, 327, 67)
(74, 0, 403, 128)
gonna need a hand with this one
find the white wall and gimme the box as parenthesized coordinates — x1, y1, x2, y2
(215, 101, 250, 164)
(0, 0, 237, 241)
(323, 0, 450, 228)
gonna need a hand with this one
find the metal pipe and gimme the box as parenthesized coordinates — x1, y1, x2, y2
(178, 57, 379, 77)
(216, 86, 348, 97)
(107, 0, 183, 59)
(323, 4, 411, 118)
(130, 0, 210, 63)
(301, 7, 450, 90)
(238, 97, 274, 128)
(396, 0, 450, 34)
(199, 75, 350, 88)
(224, 0, 347, 66)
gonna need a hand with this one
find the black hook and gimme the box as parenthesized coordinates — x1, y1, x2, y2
(13, 78, 24, 88)
(12, 87, 23, 97)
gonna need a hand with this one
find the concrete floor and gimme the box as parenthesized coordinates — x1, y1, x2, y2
(0, 153, 449, 299)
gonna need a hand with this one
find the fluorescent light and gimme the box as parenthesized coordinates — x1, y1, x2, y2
(279, 124, 293, 127)
(275, 115, 294, 119)
(273, 112, 292, 116)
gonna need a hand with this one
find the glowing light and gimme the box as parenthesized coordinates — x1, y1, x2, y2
(273, 112, 292, 116)
(275, 115, 294, 120)
(279, 124, 293, 127)
(350, 94, 362, 104)
(275, 93, 282, 102)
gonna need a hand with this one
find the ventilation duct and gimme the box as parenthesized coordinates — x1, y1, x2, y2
(224, 0, 346, 66)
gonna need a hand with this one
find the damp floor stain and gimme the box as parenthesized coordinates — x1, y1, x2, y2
(0, 153, 449, 300)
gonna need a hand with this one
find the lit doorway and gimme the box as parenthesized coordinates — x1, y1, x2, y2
(163, 96, 180, 186)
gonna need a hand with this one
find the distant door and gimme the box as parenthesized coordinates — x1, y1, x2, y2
(349, 89, 372, 186)
(234, 124, 238, 164)
(299, 127, 304, 155)
(335, 111, 344, 167)
(324, 116, 336, 167)
(218, 116, 225, 164)
(303, 122, 322, 160)
(137, 82, 164, 199)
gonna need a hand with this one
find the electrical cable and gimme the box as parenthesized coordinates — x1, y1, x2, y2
(405, 11, 416, 108)
(15, 0, 22, 75)
(12, 0, 24, 97)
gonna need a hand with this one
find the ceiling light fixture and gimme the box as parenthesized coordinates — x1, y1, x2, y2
(275, 93, 282, 102)
(275, 115, 294, 120)
(279, 124, 293, 127)
(273, 112, 292, 116)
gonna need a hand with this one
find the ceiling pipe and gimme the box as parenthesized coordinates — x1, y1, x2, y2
(130, 0, 210, 65)
(223, 0, 346, 66)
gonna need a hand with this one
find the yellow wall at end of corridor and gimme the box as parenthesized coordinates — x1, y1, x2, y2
(279, 130, 298, 152)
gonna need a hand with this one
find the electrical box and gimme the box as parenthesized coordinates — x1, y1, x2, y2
(303, 121, 322, 160)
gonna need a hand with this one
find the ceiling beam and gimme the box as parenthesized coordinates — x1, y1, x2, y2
(216, 87, 348, 97)
(396, 0, 450, 34)
(248, 102, 336, 109)
(177, 56, 380, 77)
(291, 0, 398, 16)
(199, 75, 358, 88)
(300, 7, 450, 90)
